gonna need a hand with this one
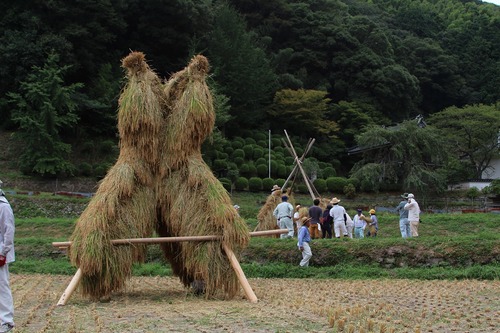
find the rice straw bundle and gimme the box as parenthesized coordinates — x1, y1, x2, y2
(319, 197, 330, 210)
(157, 55, 249, 298)
(158, 158, 249, 298)
(69, 52, 165, 298)
(162, 55, 215, 171)
(255, 189, 282, 233)
(256, 188, 295, 234)
(118, 52, 168, 170)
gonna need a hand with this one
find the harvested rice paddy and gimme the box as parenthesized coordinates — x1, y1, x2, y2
(11, 274, 499, 332)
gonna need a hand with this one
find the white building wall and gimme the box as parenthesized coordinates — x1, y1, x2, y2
(482, 158, 500, 179)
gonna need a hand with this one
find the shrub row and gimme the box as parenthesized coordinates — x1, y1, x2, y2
(226, 176, 358, 195)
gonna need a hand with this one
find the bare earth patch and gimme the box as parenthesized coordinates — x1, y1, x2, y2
(10, 274, 500, 333)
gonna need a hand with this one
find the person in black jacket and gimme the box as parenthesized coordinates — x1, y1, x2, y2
(321, 204, 333, 239)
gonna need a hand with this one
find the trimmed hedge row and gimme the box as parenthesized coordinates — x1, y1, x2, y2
(223, 175, 358, 195)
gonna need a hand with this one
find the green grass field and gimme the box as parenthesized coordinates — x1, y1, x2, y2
(8, 192, 500, 280)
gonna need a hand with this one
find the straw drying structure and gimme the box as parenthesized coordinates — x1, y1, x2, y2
(70, 51, 249, 300)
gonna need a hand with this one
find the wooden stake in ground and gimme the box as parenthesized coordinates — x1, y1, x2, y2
(57, 268, 82, 306)
(222, 244, 257, 303)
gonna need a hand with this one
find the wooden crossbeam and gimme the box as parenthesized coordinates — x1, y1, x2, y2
(55, 228, 288, 306)
(52, 229, 287, 249)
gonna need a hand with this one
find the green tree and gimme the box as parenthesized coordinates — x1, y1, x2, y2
(394, 36, 465, 114)
(8, 53, 82, 176)
(350, 120, 448, 192)
(205, 1, 277, 131)
(428, 104, 500, 179)
(268, 89, 339, 138)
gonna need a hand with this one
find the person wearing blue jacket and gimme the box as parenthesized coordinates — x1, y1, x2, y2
(297, 217, 312, 267)
(396, 193, 411, 238)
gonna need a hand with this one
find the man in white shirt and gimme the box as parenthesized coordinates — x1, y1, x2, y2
(273, 195, 294, 238)
(0, 187, 15, 333)
(329, 197, 348, 238)
(404, 193, 421, 237)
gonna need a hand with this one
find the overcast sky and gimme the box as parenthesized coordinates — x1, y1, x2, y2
(483, 0, 500, 5)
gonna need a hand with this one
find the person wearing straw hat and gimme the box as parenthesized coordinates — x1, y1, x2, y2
(396, 193, 411, 238)
(273, 195, 294, 238)
(271, 184, 281, 193)
(0, 183, 15, 333)
(297, 216, 312, 267)
(329, 197, 348, 238)
(404, 193, 421, 237)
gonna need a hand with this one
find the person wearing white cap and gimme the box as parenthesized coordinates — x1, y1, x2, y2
(404, 193, 421, 237)
(233, 205, 240, 216)
(0, 183, 15, 333)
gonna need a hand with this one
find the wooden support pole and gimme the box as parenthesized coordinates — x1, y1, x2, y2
(52, 229, 288, 249)
(222, 243, 258, 303)
(57, 268, 82, 306)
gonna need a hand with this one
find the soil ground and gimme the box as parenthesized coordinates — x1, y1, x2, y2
(10, 274, 500, 333)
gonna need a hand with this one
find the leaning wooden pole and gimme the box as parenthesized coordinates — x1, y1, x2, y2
(284, 130, 317, 201)
(222, 243, 258, 303)
(285, 135, 320, 198)
(57, 268, 82, 306)
(281, 138, 315, 191)
(55, 229, 288, 305)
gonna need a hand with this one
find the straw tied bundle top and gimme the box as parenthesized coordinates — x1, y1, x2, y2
(69, 52, 249, 300)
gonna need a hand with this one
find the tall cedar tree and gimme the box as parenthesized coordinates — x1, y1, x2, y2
(8, 53, 82, 176)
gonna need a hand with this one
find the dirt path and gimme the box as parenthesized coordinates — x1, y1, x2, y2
(9, 274, 500, 333)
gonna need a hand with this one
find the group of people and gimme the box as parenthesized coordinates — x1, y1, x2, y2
(273, 195, 379, 240)
(274, 191, 421, 267)
(273, 195, 379, 267)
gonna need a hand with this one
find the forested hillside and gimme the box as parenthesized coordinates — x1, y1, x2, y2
(1, 0, 499, 193)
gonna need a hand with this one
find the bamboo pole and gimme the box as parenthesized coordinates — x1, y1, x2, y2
(52, 229, 288, 249)
(57, 268, 82, 306)
(222, 243, 258, 303)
